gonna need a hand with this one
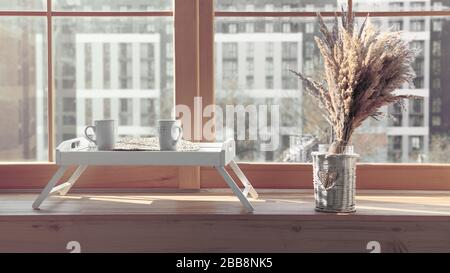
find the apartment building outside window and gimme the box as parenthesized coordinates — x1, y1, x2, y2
(432, 41, 441, 56)
(265, 22, 274, 33)
(432, 78, 441, 89)
(389, 2, 404, 10)
(411, 2, 426, 10)
(432, 115, 442, 126)
(119, 98, 133, 126)
(140, 99, 155, 127)
(103, 44, 111, 89)
(409, 99, 425, 127)
(411, 19, 426, 31)
(432, 19, 443, 31)
(432, 98, 442, 113)
(305, 22, 314, 33)
(228, 23, 237, 33)
(223, 42, 237, 59)
(246, 22, 254, 33)
(388, 136, 403, 162)
(389, 20, 403, 31)
(411, 41, 425, 57)
(388, 103, 403, 127)
(409, 136, 425, 162)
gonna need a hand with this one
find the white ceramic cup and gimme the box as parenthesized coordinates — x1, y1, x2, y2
(84, 120, 116, 151)
(158, 119, 183, 151)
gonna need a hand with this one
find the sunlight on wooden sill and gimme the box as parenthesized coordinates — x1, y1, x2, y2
(263, 198, 310, 204)
(357, 205, 450, 215)
(53, 194, 264, 204)
(52, 195, 83, 200)
(88, 197, 154, 205)
(357, 196, 450, 206)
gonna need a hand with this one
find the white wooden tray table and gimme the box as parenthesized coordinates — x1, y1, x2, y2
(32, 138, 258, 212)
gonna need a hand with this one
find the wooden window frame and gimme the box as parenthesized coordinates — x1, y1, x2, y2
(0, 0, 449, 191)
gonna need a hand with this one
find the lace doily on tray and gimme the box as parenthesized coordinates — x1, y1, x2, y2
(114, 137, 200, 151)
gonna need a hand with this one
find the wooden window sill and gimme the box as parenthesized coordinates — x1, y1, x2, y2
(0, 163, 449, 190)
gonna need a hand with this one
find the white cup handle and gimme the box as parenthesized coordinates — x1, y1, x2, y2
(84, 125, 96, 144)
(172, 125, 183, 145)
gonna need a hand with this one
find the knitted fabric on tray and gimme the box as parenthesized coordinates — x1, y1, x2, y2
(114, 137, 200, 151)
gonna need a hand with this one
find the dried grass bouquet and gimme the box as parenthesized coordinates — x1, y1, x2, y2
(291, 12, 419, 154)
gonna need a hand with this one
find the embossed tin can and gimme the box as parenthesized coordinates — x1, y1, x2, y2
(311, 145, 359, 213)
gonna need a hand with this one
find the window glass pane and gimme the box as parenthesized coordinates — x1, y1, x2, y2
(353, 0, 450, 11)
(216, 0, 339, 12)
(429, 16, 450, 163)
(344, 16, 433, 164)
(215, 15, 450, 163)
(215, 17, 324, 162)
(364, 16, 450, 164)
(0, 1, 46, 10)
(0, 17, 48, 161)
(54, 17, 173, 144)
(54, 0, 172, 11)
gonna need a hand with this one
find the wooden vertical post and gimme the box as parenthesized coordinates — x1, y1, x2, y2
(348, 0, 353, 23)
(199, 0, 215, 142)
(47, 0, 54, 161)
(198, 0, 215, 188)
(174, 0, 201, 189)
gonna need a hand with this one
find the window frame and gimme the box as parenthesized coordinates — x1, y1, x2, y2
(0, 0, 449, 191)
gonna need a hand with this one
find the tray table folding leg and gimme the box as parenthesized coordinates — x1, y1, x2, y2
(32, 165, 87, 209)
(229, 160, 258, 199)
(216, 164, 256, 213)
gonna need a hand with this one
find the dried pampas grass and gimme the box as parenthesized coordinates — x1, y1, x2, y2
(291, 11, 419, 154)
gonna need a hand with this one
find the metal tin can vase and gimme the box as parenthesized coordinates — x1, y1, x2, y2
(311, 145, 359, 213)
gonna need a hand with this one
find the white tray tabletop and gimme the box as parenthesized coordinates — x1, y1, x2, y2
(55, 137, 236, 167)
